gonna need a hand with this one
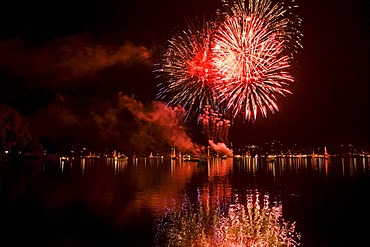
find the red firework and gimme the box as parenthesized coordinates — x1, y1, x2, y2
(156, 19, 219, 117)
(157, 0, 302, 121)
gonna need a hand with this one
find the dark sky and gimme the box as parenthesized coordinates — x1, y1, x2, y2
(0, 0, 369, 152)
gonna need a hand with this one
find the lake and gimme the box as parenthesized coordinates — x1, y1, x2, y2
(1, 155, 369, 246)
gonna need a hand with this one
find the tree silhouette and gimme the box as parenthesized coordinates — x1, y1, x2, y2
(0, 104, 33, 155)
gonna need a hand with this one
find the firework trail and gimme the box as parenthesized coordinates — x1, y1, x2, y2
(198, 105, 230, 144)
(157, 0, 302, 121)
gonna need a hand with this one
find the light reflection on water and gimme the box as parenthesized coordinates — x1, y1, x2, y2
(237, 156, 370, 178)
(154, 188, 300, 246)
(0, 155, 369, 246)
(57, 156, 370, 179)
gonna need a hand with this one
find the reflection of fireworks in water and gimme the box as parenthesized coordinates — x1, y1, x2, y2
(154, 190, 300, 246)
(156, 19, 218, 118)
(214, 192, 300, 246)
(157, 0, 302, 121)
(198, 105, 230, 144)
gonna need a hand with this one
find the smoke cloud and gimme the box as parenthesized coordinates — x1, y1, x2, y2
(208, 140, 233, 156)
(31, 93, 201, 156)
(0, 33, 203, 155)
(0, 34, 151, 87)
(116, 94, 202, 155)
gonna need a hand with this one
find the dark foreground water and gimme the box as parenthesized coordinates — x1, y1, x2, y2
(1, 155, 370, 246)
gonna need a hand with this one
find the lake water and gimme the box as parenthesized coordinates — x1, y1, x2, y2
(1, 155, 370, 246)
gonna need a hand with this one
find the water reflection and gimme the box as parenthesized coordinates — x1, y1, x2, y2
(56, 155, 370, 179)
(341, 156, 370, 178)
(233, 156, 370, 179)
(154, 189, 300, 246)
(50, 156, 370, 223)
(1, 155, 369, 246)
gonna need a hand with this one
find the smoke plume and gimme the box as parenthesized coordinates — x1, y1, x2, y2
(208, 140, 233, 156)
(31, 93, 201, 156)
(0, 34, 151, 87)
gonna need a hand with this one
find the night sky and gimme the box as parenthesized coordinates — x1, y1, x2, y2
(1, 0, 369, 153)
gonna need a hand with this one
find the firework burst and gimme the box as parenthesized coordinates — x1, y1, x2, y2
(213, 0, 302, 120)
(156, 0, 302, 121)
(156, 19, 219, 117)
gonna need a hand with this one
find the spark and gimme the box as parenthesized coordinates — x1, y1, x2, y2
(156, 19, 219, 118)
(156, 0, 302, 121)
(213, 0, 301, 120)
